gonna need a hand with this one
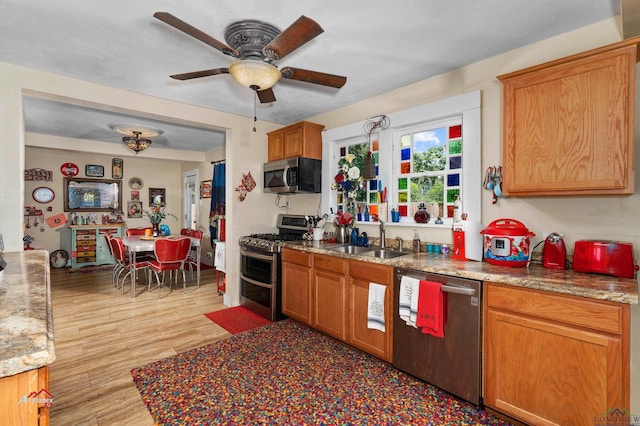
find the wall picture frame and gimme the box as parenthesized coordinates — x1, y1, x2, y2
(85, 164, 104, 178)
(127, 200, 143, 218)
(63, 177, 122, 212)
(200, 180, 212, 198)
(149, 188, 166, 206)
(112, 158, 123, 179)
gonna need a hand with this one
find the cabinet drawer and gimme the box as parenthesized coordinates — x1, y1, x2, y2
(99, 228, 119, 235)
(486, 283, 623, 335)
(76, 251, 96, 258)
(76, 234, 96, 241)
(76, 240, 96, 247)
(76, 245, 95, 252)
(282, 249, 312, 267)
(349, 261, 391, 284)
(314, 254, 347, 274)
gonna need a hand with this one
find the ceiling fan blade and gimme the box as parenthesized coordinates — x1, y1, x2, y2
(263, 16, 323, 61)
(169, 68, 229, 80)
(280, 67, 347, 88)
(256, 88, 277, 103)
(154, 12, 239, 57)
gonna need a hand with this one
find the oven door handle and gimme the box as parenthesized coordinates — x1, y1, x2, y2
(240, 248, 274, 262)
(241, 274, 272, 289)
(441, 284, 476, 296)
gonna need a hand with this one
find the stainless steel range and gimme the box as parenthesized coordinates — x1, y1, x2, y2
(239, 214, 309, 321)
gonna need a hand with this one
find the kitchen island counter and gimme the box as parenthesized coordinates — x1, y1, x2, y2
(282, 241, 638, 304)
(0, 250, 55, 378)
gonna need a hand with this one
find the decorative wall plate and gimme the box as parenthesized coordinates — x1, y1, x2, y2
(128, 177, 144, 189)
(60, 162, 79, 177)
(32, 186, 55, 203)
(50, 249, 69, 268)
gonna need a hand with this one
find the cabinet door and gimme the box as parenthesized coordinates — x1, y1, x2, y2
(485, 309, 622, 426)
(282, 126, 303, 159)
(348, 261, 393, 361)
(282, 261, 312, 324)
(313, 255, 348, 340)
(499, 41, 637, 195)
(267, 130, 284, 162)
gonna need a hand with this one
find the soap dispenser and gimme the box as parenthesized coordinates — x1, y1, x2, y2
(412, 229, 421, 253)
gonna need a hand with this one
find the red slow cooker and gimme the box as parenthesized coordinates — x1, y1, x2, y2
(480, 218, 535, 267)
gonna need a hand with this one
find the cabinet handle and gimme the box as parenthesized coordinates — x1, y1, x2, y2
(441, 284, 476, 296)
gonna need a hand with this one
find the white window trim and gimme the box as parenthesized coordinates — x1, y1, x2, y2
(322, 90, 481, 227)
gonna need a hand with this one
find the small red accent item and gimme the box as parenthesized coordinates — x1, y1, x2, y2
(60, 162, 79, 177)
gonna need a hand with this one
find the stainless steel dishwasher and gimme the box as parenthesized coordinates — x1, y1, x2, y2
(393, 267, 482, 405)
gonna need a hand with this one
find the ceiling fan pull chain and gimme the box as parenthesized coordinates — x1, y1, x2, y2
(253, 88, 257, 132)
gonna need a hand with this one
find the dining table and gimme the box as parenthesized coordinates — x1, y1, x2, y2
(122, 234, 201, 298)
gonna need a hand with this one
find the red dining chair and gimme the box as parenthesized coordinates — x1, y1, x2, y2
(124, 227, 155, 261)
(126, 227, 152, 236)
(183, 229, 203, 287)
(110, 236, 150, 297)
(104, 233, 124, 288)
(147, 236, 192, 298)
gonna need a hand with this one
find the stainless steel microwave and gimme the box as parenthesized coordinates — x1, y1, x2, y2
(263, 157, 322, 194)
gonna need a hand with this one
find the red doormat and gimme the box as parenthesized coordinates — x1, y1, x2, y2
(204, 306, 272, 334)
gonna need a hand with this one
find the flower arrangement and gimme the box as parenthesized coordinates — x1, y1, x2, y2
(330, 153, 364, 200)
(144, 203, 177, 224)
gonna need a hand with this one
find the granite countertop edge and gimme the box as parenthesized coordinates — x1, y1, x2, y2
(282, 242, 639, 305)
(0, 250, 56, 378)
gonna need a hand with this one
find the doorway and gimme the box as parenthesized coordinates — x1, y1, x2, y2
(183, 169, 199, 230)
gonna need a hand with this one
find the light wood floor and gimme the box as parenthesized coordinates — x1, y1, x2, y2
(48, 266, 230, 425)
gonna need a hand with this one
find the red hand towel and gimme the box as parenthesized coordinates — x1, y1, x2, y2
(416, 280, 445, 338)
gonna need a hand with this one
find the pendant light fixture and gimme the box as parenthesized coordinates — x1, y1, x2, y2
(110, 125, 163, 154)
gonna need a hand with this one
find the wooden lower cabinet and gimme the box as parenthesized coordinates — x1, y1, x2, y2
(484, 282, 629, 426)
(281, 249, 394, 361)
(281, 249, 313, 324)
(0, 366, 50, 425)
(313, 255, 348, 340)
(348, 261, 393, 362)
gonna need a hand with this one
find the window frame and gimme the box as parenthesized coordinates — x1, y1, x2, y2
(322, 90, 481, 228)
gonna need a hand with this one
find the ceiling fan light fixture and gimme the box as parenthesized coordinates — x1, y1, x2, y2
(229, 60, 281, 90)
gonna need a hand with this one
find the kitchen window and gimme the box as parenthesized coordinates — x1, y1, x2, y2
(322, 90, 481, 226)
(332, 139, 380, 216)
(394, 118, 462, 221)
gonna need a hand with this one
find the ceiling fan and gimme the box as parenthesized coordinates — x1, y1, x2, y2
(154, 12, 347, 103)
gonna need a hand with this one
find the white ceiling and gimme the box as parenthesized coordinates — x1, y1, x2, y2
(1, 0, 620, 152)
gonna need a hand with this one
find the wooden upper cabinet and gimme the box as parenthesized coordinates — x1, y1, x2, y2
(267, 121, 325, 161)
(498, 37, 640, 196)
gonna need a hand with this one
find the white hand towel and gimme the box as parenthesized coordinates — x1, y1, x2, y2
(214, 242, 226, 273)
(399, 276, 420, 328)
(367, 283, 386, 332)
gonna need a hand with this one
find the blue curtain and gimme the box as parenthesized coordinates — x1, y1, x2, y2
(209, 162, 226, 246)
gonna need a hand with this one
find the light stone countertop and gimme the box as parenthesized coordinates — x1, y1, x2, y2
(0, 250, 56, 378)
(283, 241, 639, 305)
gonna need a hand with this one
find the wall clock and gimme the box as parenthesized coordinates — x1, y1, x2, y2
(33, 186, 55, 203)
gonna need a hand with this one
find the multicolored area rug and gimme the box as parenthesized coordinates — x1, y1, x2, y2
(131, 320, 511, 425)
(204, 306, 272, 334)
(68, 264, 114, 274)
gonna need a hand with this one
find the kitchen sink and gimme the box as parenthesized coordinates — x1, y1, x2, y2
(327, 245, 373, 254)
(362, 249, 411, 259)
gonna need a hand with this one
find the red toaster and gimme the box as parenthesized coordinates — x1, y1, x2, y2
(572, 240, 638, 279)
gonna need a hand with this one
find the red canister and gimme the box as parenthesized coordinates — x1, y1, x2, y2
(480, 218, 535, 267)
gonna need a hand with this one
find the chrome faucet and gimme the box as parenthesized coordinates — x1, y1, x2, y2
(378, 217, 386, 248)
(396, 236, 404, 252)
